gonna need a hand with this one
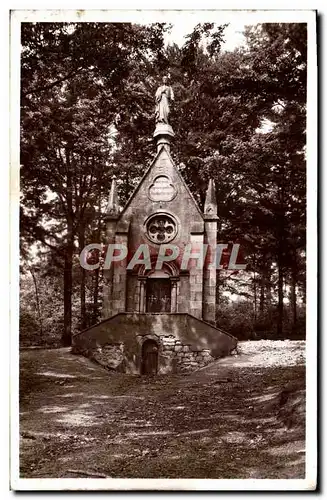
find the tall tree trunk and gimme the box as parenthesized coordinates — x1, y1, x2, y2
(92, 188, 103, 324)
(124, 171, 130, 203)
(62, 163, 74, 347)
(92, 268, 99, 324)
(253, 271, 257, 323)
(62, 240, 74, 346)
(277, 253, 284, 337)
(259, 271, 265, 317)
(291, 267, 297, 333)
(277, 176, 286, 338)
(253, 255, 257, 324)
(30, 268, 43, 336)
(79, 227, 86, 330)
(265, 264, 273, 308)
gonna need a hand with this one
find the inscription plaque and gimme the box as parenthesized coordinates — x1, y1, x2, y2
(148, 175, 176, 202)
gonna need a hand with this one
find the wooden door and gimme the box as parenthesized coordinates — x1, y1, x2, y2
(146, 278, 171, 313)
(141, 339, 158, 375)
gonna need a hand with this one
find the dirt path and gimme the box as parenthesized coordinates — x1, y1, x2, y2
(19, 344, 305, 479)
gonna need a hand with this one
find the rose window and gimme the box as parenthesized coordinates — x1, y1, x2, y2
(146, 214, 177, 244)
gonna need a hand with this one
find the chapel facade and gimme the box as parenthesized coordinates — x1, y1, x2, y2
(72, 79, 237, 374)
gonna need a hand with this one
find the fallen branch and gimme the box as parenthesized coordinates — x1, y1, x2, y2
(67, 469, 109, 478)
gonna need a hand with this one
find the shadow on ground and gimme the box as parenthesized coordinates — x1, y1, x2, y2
(19, 347, 305, 479)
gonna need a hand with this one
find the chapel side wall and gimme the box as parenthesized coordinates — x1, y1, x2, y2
(177, 275, 189, 313)
(102, 274, 113, 319)
(203, 218, 218, 324)
(188, 233, 204, 319)
(111, 232, 128, 315)
(101, 218, 117, 319)
(126, 274, 139, 312)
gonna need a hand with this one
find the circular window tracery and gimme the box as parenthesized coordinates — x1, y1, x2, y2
(145, 214, 177, 244)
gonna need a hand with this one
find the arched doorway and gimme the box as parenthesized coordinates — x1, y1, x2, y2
(141, 339, 159, 375)
(146, 270, 171, 313)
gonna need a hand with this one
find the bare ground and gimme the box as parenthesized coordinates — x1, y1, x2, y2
(19, 342, 305, 479)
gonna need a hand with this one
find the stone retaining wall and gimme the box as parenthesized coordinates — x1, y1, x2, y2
(73, 335, 215, 374)
(161, 335, 214, 372)
(72, 342, 126, 372)
(72, 313, 236, 374)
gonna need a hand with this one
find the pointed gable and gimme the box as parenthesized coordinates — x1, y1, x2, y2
(120, 145, 203, 219)
(116, 145, 204, 252)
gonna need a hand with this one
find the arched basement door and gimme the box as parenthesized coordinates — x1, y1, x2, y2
(141, 339, 159, 375)
(146, 270, 171, 313)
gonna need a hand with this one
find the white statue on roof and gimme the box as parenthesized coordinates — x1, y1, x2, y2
(155, 76, 174, 125)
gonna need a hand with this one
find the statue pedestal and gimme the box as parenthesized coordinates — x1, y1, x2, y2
(153, 123, 175, 138)
(153, 123, 175, 152)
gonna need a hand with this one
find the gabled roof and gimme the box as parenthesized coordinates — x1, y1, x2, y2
(119, 145, 204, 219)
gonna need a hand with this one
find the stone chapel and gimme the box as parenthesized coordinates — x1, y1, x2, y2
(72, 79, 237, 374)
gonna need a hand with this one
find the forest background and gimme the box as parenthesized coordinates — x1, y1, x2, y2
(19, 21, 307, 346)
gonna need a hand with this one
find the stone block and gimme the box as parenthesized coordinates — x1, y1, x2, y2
(163, 337, 175, 343)
(205, 295, 216, 304)
(190, 234, 204, 243)
(113, 290, 123, 300)
(162, 351, 174, 359)
(204, 304, 215, 315)
(189, 300, 202, 310)
(183, 361, 198, 368)
(190, 283, 203, 292)
(190, 309, 201, 319)
(175, 345, 183, 352)
(92, 344, 125, 371)
(112, 299, 125, 311)
(116, 268, 127, 278)
(163, 340, 175, 346)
